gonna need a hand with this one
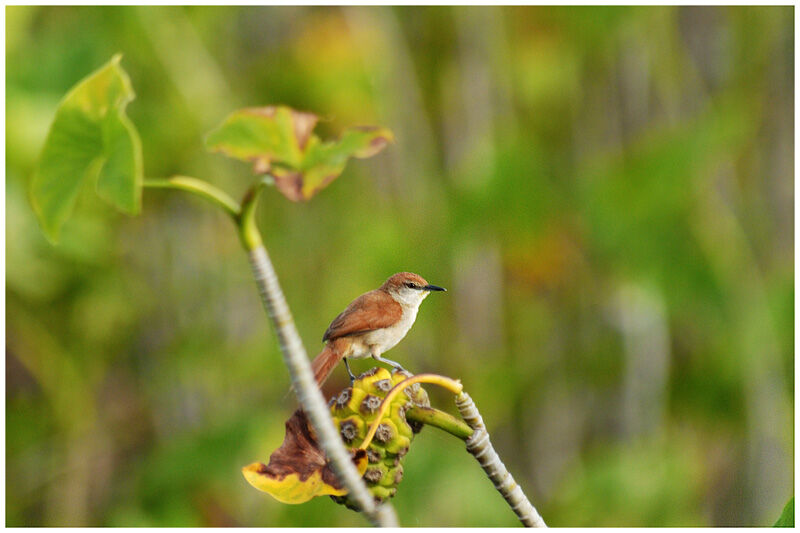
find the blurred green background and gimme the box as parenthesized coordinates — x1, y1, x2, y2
(6, 5, 794, 527)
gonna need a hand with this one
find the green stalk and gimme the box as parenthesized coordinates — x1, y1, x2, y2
(406, 406, 473, 440)
(235, 182, 265, 250)
(144, 176, 240, 218)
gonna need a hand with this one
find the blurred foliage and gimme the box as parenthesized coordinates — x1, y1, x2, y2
(774, 497, 794, 527)
(6, 6, 793, 527)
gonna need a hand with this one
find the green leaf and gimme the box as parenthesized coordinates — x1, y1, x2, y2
(206, 106, 392, 201)
(30, 54, 142, 242)
(774, 497, 794, 527)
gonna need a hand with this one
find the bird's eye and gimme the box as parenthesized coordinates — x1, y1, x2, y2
(405, 282, 417, 289)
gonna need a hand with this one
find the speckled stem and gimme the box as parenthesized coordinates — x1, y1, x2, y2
(456, 391, 547, 528)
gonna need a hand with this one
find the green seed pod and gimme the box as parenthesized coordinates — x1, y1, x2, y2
(336, 415, 366, 445)
(329, 367, 430, 510)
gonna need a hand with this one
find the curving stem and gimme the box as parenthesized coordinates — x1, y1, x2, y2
(143, 176, 241, 218)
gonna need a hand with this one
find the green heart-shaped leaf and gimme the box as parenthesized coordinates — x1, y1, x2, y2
(205, 106, 392, 201)
(30, 54, 142, 242)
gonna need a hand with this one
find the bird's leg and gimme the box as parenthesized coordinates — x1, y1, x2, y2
(343, 357, 356, 384)
(371, 353, 408, 374)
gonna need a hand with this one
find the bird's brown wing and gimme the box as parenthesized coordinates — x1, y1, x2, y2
(323, 290, 402, 342)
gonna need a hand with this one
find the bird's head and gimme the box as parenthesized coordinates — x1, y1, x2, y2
(381, 272, 446, 307)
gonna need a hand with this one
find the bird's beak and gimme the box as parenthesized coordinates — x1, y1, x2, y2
(423, 284, 446, 292)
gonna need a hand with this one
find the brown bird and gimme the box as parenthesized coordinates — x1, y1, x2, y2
(311, 272, 446, 385)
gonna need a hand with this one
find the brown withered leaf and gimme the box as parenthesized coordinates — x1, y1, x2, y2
(242, 409, 367, 504)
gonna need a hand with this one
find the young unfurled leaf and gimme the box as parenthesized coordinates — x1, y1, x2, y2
(205, 106, 392, 201)
(242, 409, 368, 504)
(30, 54, 143, 242)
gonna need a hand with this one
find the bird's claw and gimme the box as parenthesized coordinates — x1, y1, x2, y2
(372, 354, 408, 375)
(344, 357, 356, 384)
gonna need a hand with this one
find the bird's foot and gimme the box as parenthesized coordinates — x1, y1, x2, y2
(372, 354, 408, 375)
(344, 357, 356, 385)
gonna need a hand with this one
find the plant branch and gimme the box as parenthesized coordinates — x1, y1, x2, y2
(455, 391, 547, 528)
(143, 176, 240, 218)
(237, 183, 398, 527)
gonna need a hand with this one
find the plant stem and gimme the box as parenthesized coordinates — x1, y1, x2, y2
(143, 176, 240, 218)
(455, 391, 547, 528)
(406, 406, 473, 440)
(238, 183, 398, 527)
(236, 183, 264, 250)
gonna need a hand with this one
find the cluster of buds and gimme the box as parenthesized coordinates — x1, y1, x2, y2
(328, 367, 430, 509)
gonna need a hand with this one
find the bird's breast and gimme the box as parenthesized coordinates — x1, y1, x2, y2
(361, 304, 419, 355)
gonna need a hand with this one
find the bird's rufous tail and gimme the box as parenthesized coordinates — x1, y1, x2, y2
(310, 338, 349, 385)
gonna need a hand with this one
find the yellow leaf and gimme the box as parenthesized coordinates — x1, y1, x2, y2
(242, 455, 367, 504)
